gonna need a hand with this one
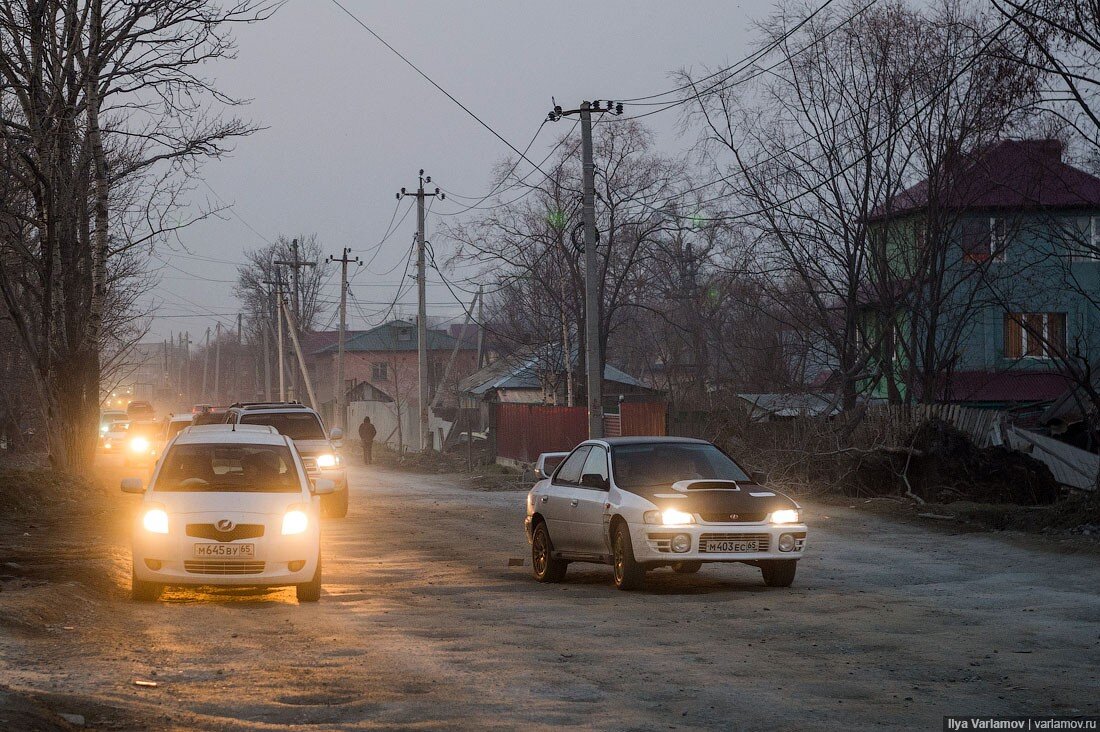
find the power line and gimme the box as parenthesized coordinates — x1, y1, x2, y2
(327, 0, 555, 184)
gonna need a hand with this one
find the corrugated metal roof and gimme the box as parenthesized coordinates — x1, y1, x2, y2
(873, 139, 1100, 219)
(942, 370, 1073, 404)
(459, 343, 648, 397)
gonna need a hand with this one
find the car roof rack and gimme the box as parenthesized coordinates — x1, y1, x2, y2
(227, 401, 305, 409)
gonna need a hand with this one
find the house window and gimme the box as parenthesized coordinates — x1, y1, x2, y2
(1071, 217, 1100, 260)
(989, 217, 1008, 262)
(1004, 312, 1066, 359)
(371, 362, 388, 381)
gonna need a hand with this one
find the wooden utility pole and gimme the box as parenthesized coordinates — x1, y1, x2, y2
(201, 327, 211, 400)
(548, 99, 624, 437)
(327, 247, 360, 431)
(397, 170, 444, 451)
(281, 300, 319, 409)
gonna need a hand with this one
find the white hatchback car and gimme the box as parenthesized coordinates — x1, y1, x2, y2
(525, 437, 808, 590)
(122, 424, 334, 602)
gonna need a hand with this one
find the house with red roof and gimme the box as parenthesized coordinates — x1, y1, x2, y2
(862, 139, 1100, 413)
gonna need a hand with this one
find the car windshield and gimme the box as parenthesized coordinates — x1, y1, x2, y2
(156, 443, 300, 492)
(611, 443, 751, 489)
(240, 412, 326, 440)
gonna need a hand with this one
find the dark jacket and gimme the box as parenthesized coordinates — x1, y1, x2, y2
(358, 420, 377, 442)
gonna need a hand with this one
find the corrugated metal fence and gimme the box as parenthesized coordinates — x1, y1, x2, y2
(495, 404, 588, 463)
(496, 402, 668, 463)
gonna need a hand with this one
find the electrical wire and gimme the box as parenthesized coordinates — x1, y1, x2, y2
(327, 0, 556, 184)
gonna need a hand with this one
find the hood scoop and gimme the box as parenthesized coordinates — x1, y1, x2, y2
(671, 479, 741, 492)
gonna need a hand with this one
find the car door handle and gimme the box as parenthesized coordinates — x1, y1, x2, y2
(570, 499, 579, 507)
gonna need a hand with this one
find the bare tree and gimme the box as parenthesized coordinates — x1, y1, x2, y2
(0, 0, 272, 471)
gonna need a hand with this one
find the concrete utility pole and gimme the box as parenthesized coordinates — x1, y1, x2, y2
(547, 99, 624, 438)
(276, 241, 316, 402)
(397, 170, 444, 452)
(281, 299, 319, 409)
(263, 275, 286, 401)
(327, 247, 360, 431)
(201, 327, 211, 400)
(214, 322, 222, 404)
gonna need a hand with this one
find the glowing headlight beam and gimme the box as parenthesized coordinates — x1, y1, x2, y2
(661, 509, 695, 525)
(770, 509, 801, 525)
(282, 509, 309, 535)
(129, 436, 151, 453)
(315, 454, 338, 469)
(142, 508, 169, 534)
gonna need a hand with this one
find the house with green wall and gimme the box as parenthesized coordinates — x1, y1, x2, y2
(861, 139, 1100, 414)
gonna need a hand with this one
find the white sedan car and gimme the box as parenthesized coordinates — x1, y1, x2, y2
(122, 424, 334, 602)
(525, 437, 807, 590)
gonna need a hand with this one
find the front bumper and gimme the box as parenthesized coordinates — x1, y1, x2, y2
(630, 522, 807, 563)
(133, 516, 319, 587)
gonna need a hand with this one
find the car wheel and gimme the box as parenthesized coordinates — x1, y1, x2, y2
(296, 554, 322, 602)
(531, 521, 567, 583)
(760, 559, 797, 587)
(131, 567, 162, 602)
(612, 522, 645, 591)
(323, 489, 349, 519)
(671, 561, 702, 574)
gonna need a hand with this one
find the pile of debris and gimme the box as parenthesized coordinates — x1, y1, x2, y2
(829, 419, 1062, 505)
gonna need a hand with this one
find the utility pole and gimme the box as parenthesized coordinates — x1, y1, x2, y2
(263, 275, 286, 401)
(548, 99, 624, 438)
(276, 241, 316, 402)
(397, 170, 444, 452)
(327, 247, 360, 431)
(214, 322, 222, 404)
(201, 327, 211, 400)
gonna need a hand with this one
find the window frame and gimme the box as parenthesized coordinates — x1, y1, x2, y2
(1004, 312, 1067, 360)
(989, 217, 1008, 262)
(552, 446, 592, 487)
(371, 362, 389, 381)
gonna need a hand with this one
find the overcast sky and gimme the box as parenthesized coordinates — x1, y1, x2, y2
(146, 0, 774, 342)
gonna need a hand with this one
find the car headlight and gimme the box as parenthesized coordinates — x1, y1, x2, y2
(315, 453, 339, 469)
(142, 508, 169, 534)
(643, 508, 695, 525)
(129, 436, 150, 453)
(282, 509, 309, 535)
(770, 508, 801, 525)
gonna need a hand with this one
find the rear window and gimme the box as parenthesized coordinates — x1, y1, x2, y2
(240, 412, 326, 440)
(165, 420, 192, 440)
(156, 443, 300, 493)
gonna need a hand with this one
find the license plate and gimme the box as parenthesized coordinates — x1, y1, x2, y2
(193, 543, 255, 558)
(705, 540, 758, 553)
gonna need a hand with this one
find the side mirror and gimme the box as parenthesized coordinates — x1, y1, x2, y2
(750, 471, 768, 484)
(580, 473, 609, 490)
(120, 477, 144, 494)
(330, 428, 344, 441)
(312, 478, 336, 495)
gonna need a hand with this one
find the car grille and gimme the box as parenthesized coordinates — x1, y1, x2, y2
(699, 512, 767, 523)
(186, 523, 265, 542)
(698, 533, 771, 552)
(300, 456, 319, 474)
(184, 560, 266, 575)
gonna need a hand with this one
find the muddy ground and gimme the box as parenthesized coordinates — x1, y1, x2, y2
(1, 457, 1098, 730)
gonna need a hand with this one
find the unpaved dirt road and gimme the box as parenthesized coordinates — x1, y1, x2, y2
(1, 458, 1098, 730)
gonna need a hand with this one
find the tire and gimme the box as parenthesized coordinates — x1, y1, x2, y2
(131, 567, 162, 602)
(612, 522, 646, 591)
(296, 554, 322, 602)
(323, 488, 349, 519)
(672, 561, 702, 574)
(760, 559, 797, 587)
(531, 521, 567, 583)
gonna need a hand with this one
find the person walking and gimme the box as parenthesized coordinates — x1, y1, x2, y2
(358, 416, 377, 465)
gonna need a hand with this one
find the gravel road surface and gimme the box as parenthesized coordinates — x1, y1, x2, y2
(1, 459, 1097, 730)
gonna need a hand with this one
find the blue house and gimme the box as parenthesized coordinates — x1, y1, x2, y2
(863, 139, 1100, 413)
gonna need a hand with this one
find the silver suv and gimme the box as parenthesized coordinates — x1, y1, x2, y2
(225, 402, 348, 518)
